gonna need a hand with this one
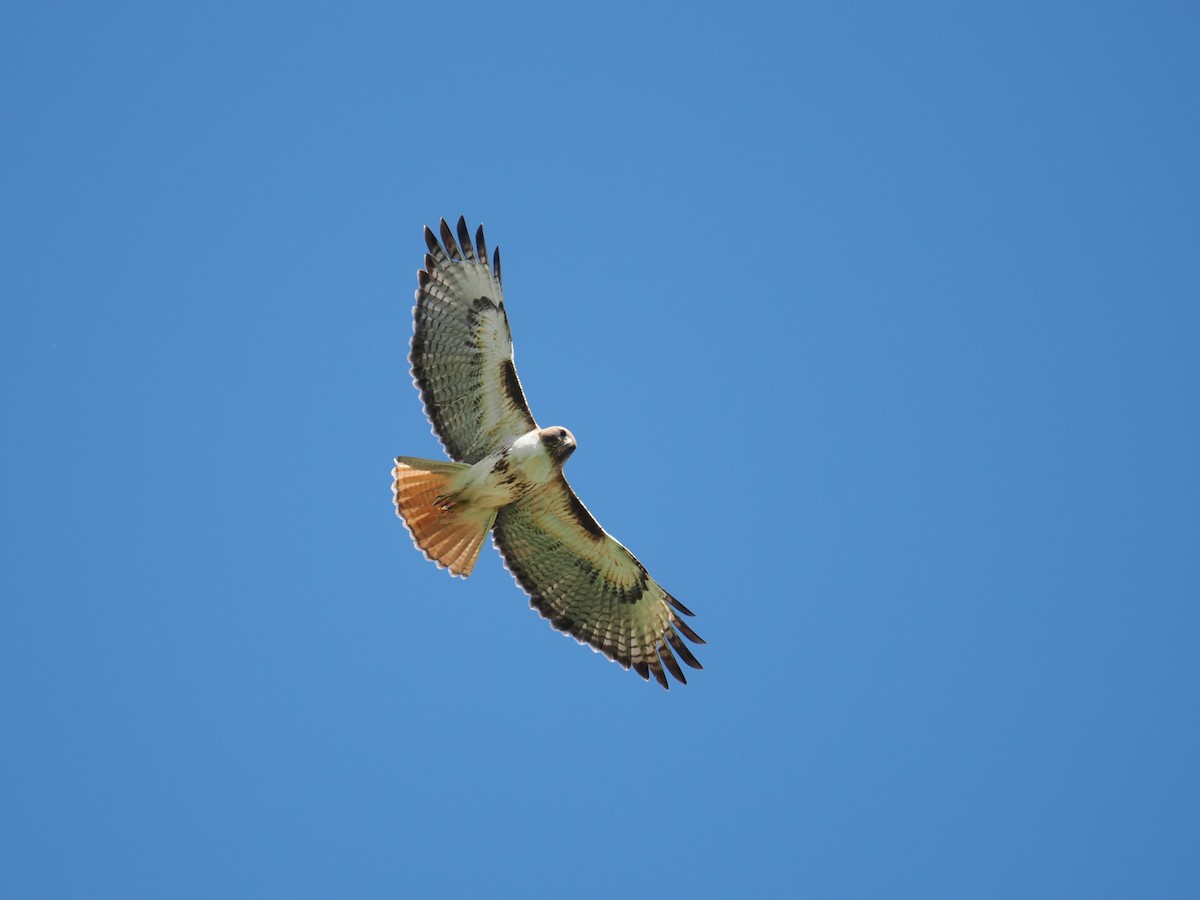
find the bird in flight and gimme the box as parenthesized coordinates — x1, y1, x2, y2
(393, 217, 703, 688)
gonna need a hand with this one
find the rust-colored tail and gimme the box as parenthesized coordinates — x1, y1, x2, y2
(392, 456, 495, 578)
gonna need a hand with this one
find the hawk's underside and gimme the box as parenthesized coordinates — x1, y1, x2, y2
(392, 217, 703, 688)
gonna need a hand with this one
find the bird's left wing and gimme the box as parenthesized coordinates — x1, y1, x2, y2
(492, 475, 704, 688)
(412, 217, 538, 464)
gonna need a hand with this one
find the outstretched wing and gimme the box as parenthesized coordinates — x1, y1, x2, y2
(492, 476, 704, 689)
(412, 217, 538, 464)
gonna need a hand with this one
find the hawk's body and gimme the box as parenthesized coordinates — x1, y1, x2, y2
(393, 217, 703, 688)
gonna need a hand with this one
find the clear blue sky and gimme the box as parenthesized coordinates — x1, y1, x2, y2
(3, 2, 1197, 897)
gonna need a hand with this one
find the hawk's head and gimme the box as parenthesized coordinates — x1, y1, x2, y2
(540, 426, 577, 464)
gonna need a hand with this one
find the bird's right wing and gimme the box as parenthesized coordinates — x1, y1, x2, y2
(411, 217, 538, 464)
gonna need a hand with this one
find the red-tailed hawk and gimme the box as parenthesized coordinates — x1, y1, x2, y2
(393, 217, 703, 688)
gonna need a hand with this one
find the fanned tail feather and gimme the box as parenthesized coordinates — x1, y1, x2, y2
(392, 456, 495, 578)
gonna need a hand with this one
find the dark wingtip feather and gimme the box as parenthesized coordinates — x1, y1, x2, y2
(672, 616, 704, 645)
(667, 593, 697, 617)
(439, 219, 462, 260)
(456, 216, 475, 261)
(423, 225, 439, 253)
(475, 225, 488, 269)
(632, 660, 650, 682)
(658, 642, 687, 684)
(666, 629, 703, 669)
(648, 658, 669, 689)
(493, 246, 502, 284)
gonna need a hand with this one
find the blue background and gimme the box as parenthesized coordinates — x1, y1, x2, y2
(3, 2, 1198, 897)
